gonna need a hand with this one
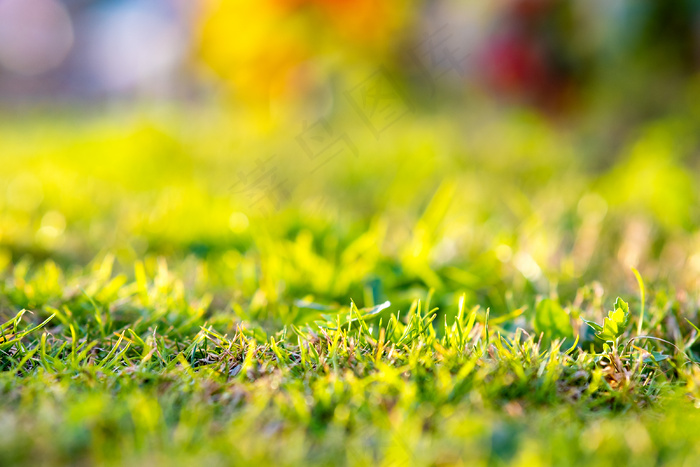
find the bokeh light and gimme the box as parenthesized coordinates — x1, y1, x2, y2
(0, 0, 73, 76)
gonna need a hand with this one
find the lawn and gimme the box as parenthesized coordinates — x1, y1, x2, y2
(2, 102, 700, 466)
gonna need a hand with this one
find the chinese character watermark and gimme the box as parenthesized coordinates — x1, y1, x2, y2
(345, 67, 413, 139)
(230, 154, 292, 215)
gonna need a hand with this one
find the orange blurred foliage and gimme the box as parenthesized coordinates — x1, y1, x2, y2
(198, 0, 413, 112)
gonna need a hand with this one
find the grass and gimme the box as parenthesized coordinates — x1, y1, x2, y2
(2, 103, 700, 465)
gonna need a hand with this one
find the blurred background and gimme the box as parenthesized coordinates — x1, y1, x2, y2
(2, 0, 700, 324)
(2, 0, 699, 113)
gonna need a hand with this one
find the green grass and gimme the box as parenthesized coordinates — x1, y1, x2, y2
(2, 105, 700, 465)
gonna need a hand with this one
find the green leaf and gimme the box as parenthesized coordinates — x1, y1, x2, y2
(614, 297, 629, 320)
(643, 350, 670, 364)
(534, 298, 573, 341)
(582, 297, 630, 343)
(581, 318, 603, 333)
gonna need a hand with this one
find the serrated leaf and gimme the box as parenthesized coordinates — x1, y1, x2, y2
(614, 297, 629, 319)
(583, 297, 630, 343)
